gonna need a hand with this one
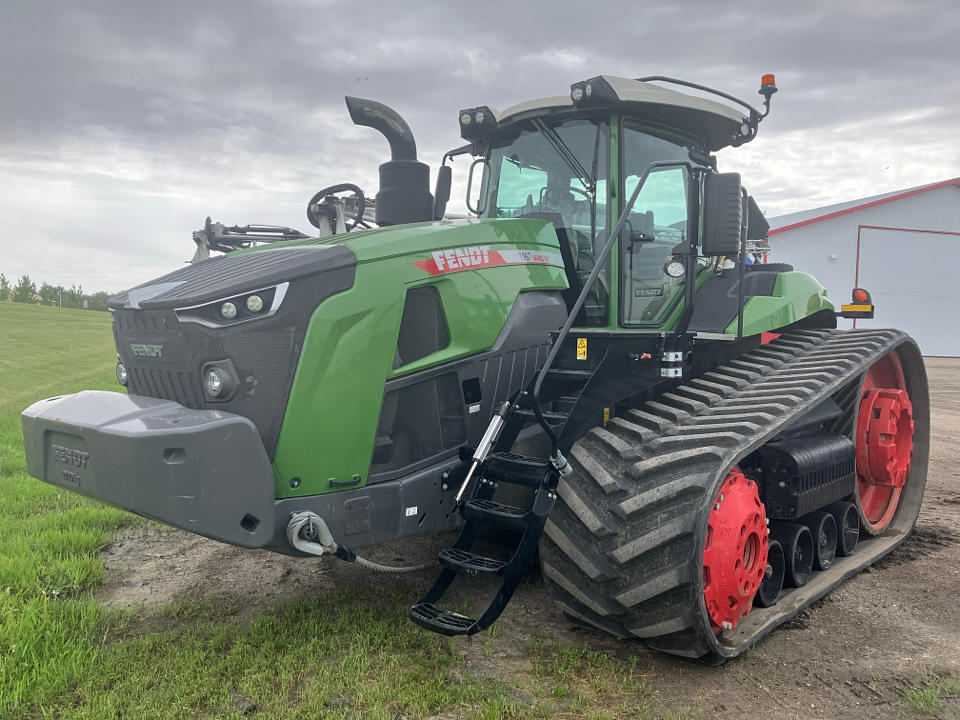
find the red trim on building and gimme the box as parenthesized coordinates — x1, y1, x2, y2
(769, 178, 960, 235)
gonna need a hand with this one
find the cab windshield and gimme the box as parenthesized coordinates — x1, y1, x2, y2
(483, 118, 609, 324)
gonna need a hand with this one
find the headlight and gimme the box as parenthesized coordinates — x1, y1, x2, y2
(116, 361, 128, 386)
(174, 282, 289, 328)
(204, 368, 224, 397)
(200, 360, 238, 401)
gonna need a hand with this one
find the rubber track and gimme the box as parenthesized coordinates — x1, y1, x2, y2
(539, 328, 924, 659)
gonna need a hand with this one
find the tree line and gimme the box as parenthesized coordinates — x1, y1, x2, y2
(0, 273, 112, 311)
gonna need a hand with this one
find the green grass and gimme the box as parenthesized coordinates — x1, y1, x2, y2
(43, 590, 508, 719)
(0, 302, 667, 719)
(0, 303, 132, 717)
(899, 670, 960, 713)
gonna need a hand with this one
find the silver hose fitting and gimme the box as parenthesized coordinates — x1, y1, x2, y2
(550, 450, 573, 477)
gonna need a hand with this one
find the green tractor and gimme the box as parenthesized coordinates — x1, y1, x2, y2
(21, 73, 928, 661)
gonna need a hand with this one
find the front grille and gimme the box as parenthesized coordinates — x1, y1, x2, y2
(116, 307, 301, 457)
(128, 367, 202, 408)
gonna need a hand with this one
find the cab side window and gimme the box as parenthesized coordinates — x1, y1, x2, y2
(620, 125, 691, 325)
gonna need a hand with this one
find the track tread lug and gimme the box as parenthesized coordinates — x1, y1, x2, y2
(543, 519, 619, 582)
(615, 477, 708, 520)
(614, 567, 688, 607)
(541, 559, 624, 617)
(570, 443, 624, 495)
(556, 477, 619, 537)
(671, 385, 725, 405)
(644, 400, 691, 424)
(604, 417, 656, 448)
(625, 408, 673, 433)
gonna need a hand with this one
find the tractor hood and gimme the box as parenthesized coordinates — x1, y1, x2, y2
(250, 217, 563, 266)
(109, 244, 355, 311)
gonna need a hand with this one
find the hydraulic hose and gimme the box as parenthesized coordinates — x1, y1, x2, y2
(286, 511, 430, 574)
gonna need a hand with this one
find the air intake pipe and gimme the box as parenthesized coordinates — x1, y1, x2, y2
(345, 96, 434, 226)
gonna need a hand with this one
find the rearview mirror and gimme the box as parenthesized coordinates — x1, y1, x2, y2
(466, 158, 489, 215)
(702, 172, 742, 256)
(433, 165, 451, 220)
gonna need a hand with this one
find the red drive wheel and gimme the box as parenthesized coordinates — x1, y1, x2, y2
(702, 469, 768, 631)
(855, 351, 914, 533)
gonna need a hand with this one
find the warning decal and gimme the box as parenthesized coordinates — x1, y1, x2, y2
(576, 337, 587, 360)
(413, 246, 564, 275)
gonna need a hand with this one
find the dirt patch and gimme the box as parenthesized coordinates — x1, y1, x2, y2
(98, 525, 330, 619)
(97, 358, 960, 719)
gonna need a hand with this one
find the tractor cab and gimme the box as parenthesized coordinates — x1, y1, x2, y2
(455, 74, 780, 332)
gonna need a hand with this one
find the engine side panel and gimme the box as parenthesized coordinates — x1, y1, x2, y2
(271, 219, 568, 499)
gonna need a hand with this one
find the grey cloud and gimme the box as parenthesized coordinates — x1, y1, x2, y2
(1, 0, 957, 289)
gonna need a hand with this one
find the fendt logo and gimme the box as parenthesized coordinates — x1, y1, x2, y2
(413, 245, 563, 275)
(129, 343, 163, 358)
(431, 245, 491, 271)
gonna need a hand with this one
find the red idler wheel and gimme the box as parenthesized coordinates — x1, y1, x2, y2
(855, 352, 914, 533)
(702, 469, 768, 631)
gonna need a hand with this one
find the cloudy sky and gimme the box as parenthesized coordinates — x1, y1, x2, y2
(2, 0, 957, 292)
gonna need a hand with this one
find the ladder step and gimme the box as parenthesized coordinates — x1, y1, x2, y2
(463, 498, 529, 529)
(438, 548, 507, 575)
(484, 452, 552, 487)
(409, 602, 478, 636)
(513, 408, 569, 426)
(552, 396, 578, 414)
(546, 368, 593, 382)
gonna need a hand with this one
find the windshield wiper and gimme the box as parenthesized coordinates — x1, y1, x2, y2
(531, 118, 594, 194)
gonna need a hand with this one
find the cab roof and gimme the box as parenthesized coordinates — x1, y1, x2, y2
(489, 75, 748, 151)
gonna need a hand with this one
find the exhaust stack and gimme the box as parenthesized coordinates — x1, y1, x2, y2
(345, 96, 434, 226)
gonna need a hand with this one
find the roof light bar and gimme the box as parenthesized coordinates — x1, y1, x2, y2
(569, 76, 618, 107)
(458, 105, 497, 141)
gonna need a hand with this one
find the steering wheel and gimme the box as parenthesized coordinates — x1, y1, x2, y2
(306, 183, 367, 231)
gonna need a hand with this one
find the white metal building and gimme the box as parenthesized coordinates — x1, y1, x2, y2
(767, 178, 960, 357)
